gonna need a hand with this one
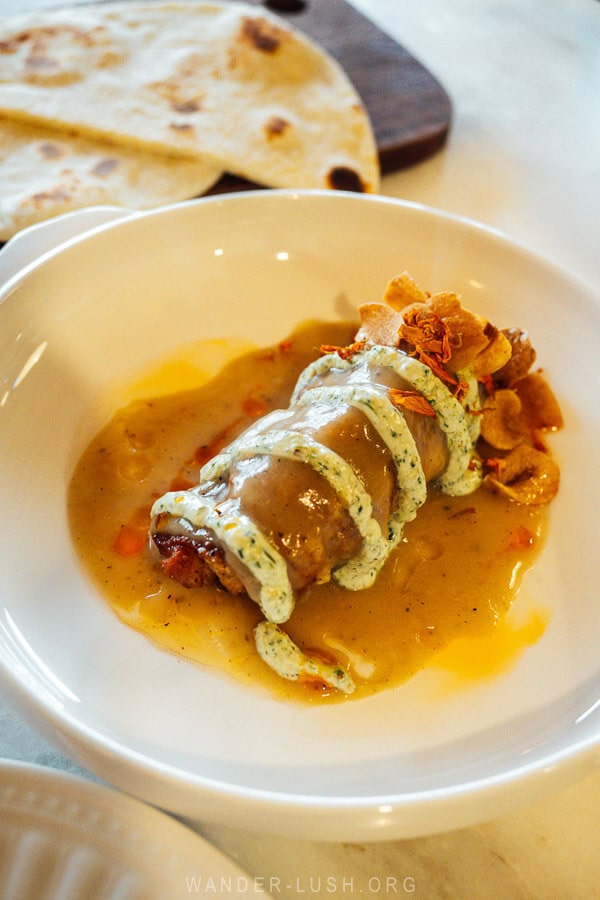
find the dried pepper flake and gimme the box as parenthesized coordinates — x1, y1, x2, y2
(398, 302, 491, 398)
(449, 506, 477, 519)
(398, 309, 452, 362)
(389, 388, 436, 417)
(320, 340, 366, 360)
(242, 394, 268, 418)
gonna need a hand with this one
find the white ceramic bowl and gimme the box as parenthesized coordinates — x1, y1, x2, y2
(0, 190, 599, 842)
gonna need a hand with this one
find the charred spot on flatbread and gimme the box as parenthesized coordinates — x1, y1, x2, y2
(168, 122, 195, 133)
(32, 187, 71, 205)
(264, 115, 290, 139)
(150, 55, 205, 115)
(91, 157, 119, 177)
(240, 15, 284, 53)
(7, 24, 111, 86)
(327, 166, 367, 193)
(38, 141, 64, 159)
(172, 100, 201, 114)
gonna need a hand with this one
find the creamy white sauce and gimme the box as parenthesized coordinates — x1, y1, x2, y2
(254, 621, 356, 694)
(151, 491, 293, 624)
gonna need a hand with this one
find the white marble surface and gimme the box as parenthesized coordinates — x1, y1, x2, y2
(1, 0, 599, 896)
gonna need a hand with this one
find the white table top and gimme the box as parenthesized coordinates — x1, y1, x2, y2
(1, 0, 599, 896)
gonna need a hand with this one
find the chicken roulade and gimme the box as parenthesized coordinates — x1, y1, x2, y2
(149, 273, 554, 693)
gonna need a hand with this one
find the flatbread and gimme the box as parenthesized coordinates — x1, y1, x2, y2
(0, 1, 380, 193)
(0, 117, 223, 240)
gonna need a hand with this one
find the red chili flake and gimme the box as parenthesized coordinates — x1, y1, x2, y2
(507, 525, 534, 550)
(241, 394, 268, 417)
(320, 340, 366, 360)
(399, 310, 452, 361)
(397, 308, 475, 399)
(417, 349, 459, 392)
(278, 339, 293, 353)
(389, 388, 436, 417)
(256, 348, 277, 362)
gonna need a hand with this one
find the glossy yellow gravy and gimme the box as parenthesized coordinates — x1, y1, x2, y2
(68, 321, 548, 703)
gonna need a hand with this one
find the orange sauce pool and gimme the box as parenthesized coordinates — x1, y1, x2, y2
(68, 321, 549, 703)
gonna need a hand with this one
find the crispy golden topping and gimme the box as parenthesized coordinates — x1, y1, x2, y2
(512, 372, 563, 432)
(484, 446, 560, 506)
(355, 302, 403, 347)
(381, 272, 428, 309)
(494, 328, 537, 388)
(358, 272, 512, 378)
(356, 271, 563, 506)
(481, 389, 528, 450)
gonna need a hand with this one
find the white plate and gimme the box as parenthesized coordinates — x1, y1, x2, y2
(0, 761, 268, 899)
(0, 190, 599, 841)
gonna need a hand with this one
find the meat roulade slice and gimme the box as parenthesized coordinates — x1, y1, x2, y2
(149, 273, 550, 693)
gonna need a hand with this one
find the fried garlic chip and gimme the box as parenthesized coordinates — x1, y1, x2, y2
(484, 445, 560, 505)
(372, 272, 510, 376)
(357, 271, 561, 508)
(356, 302, 403, 346)
(481, 389, 528, 450)
(471, 330, 512, 378)
(513, 372, 564, 431)
(494, 328, 537, 387)
(382, 272, 429, 310)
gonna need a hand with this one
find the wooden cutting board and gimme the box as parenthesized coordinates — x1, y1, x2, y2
(209, 0, 452, 192)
